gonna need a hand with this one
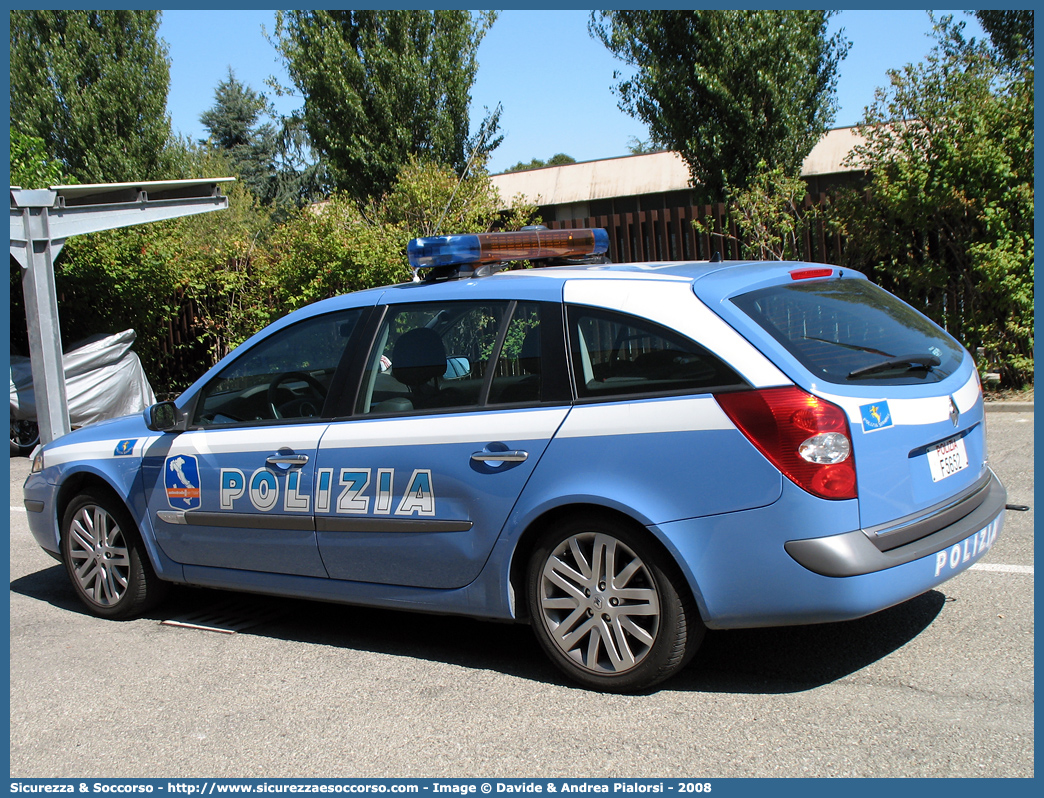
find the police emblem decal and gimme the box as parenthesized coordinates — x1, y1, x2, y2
(860, 401, 894, 432)
(114, 439, 138, 456)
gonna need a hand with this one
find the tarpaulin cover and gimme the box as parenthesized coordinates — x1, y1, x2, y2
(10, 329, 156, 427)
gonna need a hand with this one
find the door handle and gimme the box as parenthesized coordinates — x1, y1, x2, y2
(266, 454, 309, 467)
(471, 450, 528, 463)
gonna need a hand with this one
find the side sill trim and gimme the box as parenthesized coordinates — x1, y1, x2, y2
(157, 510, 313, 531)
(155, 511, 474, 535)
(316, 517, 473, 534)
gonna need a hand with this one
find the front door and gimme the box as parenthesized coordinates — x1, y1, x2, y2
(143, 425, 328, 576)
(143, 308, 363, 577)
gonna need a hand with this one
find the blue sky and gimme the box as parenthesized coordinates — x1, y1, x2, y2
(158, 9, 987, 174)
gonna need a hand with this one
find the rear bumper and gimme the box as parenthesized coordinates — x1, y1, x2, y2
(785, 470, 1006, 577)
(655, 471, 1006, 629)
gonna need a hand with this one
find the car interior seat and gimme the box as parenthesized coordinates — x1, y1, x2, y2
(390, 327, 447, 409)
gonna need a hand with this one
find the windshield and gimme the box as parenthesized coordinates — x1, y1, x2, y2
(731, 279, 966, 385)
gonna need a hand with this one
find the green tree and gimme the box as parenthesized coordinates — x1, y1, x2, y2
(833, 16, 1033, 387)
(9, 10, 174, 183)
(974, 10, 1033, 68)
(198, 69, 330, 214)
(10, 131, 69, 189)
(626, 138, 662, 156)
(273, 10, 500, 204)
(590, 10, 849, 201)
(200, 69, 282, 205)
(504, 153, 577, 173)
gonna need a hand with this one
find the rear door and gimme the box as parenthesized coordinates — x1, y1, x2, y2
(313, 299, 571, 589)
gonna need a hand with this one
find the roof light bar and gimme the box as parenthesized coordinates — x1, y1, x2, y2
(408, 228, 609, 271)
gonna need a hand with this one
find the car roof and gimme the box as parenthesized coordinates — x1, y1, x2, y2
(283, 259, 865, 323)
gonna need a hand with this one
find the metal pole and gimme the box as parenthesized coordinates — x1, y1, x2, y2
(18, 201, 71, 442)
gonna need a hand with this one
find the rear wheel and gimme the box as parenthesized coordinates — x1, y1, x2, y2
(526, 514, 703, 692)
(61, 490, 168, 619)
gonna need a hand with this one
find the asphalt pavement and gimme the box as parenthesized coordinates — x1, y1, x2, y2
(7, 407, 1034, 778)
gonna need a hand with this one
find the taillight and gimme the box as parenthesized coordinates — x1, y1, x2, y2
(715, 387, 857, 500)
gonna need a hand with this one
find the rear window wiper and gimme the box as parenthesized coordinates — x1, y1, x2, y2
(847, 354, 941, 380)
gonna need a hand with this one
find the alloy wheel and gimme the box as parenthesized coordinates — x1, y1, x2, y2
(67, 504, 132, 607)
(537, 531, 661, 675)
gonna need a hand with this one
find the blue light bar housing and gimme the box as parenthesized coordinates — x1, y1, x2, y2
(408, 235, 483, 269)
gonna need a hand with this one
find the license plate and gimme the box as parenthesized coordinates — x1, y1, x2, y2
(927, 435, 969, 482)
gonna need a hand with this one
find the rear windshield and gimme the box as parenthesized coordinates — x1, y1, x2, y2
(731, 279, 966, 385)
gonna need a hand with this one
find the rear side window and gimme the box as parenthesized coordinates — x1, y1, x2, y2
(731, 279, 966, 385)
(568, 306, 747, 400)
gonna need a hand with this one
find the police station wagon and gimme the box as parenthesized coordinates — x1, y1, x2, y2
(23, 228, 1006, 691)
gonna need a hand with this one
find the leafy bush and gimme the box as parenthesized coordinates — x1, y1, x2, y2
(694, 162, 824, 261)
(264, 157, 537, 314)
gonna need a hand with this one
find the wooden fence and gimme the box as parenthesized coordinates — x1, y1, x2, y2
(547, 195, 844, 265)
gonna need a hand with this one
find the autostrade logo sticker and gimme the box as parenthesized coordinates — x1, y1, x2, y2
(165, 454, 201, 509)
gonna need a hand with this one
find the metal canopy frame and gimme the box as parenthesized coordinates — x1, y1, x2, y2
(10, 178, 234, 445)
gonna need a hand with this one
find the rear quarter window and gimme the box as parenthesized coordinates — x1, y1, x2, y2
(731, 279, 966, 385)
(568, 306, 747, 399)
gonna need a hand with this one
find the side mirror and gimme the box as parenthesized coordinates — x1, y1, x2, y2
(144, 401, 187, 433)
(444, 356, 471, 380)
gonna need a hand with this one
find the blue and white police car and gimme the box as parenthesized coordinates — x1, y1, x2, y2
(23, 228, 1006, 691)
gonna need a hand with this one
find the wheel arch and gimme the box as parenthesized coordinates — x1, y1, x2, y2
(507, 501, 699, 624)
(54, 470, 128, 539)
(52, 468, 178, 580)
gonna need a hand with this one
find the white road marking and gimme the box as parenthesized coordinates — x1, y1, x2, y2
(970, 563, 1034, 575)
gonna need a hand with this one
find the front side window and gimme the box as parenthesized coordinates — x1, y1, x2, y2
(568, 307, 747, 400)
(192, 310, 361, 426)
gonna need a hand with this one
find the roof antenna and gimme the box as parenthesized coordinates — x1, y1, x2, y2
(710, 251, 723, 263)
(433, 103, 502, 236)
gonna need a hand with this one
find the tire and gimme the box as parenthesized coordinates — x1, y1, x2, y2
(526, 514, 704, 692)
(60, 490, 169, 619)
(10, 418, 39, 457)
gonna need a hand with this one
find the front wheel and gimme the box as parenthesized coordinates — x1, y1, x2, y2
(61, 491, 169, 619)
(10, 418, 39, 456)
(526, 515, 703, 692)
